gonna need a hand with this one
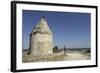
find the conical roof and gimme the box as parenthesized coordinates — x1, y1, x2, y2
(32, 16, 52, 35)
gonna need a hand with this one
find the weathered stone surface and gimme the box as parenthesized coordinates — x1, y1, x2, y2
(29, 16, 53, 55)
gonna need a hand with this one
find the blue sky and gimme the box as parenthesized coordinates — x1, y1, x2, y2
(22, 10, 91, 49)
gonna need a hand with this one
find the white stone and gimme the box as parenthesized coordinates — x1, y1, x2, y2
(29, 16, 53, 55)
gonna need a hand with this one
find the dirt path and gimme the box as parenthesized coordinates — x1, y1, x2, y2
(64, 52, 90, 60)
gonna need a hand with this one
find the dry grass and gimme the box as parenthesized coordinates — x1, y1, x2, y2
(22, 52, 65, 63)
(22, 51, 91, 63)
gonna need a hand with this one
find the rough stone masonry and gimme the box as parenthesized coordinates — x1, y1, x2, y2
(28, 16, 54, 55)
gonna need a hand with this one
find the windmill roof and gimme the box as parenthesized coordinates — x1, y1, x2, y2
(32, 17, 52, 35)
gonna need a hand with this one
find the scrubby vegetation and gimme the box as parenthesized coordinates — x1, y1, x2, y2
(22, 48, 91, 63)
(22, 52, 65, 62)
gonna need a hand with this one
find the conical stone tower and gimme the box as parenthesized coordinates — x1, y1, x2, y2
(29, 16, 53, 55)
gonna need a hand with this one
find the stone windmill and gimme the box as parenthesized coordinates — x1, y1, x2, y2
(28, 16, 53, 55)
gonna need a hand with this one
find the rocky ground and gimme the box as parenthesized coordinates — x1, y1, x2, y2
(64, 52, 90, 60)
(22, 50, 90, 63)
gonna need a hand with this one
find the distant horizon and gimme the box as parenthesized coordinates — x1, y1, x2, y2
(22, 10, 91, 49)
(23, 47, 91, 50)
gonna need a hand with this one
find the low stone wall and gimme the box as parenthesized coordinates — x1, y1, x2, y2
(22, 52, 65, 62)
